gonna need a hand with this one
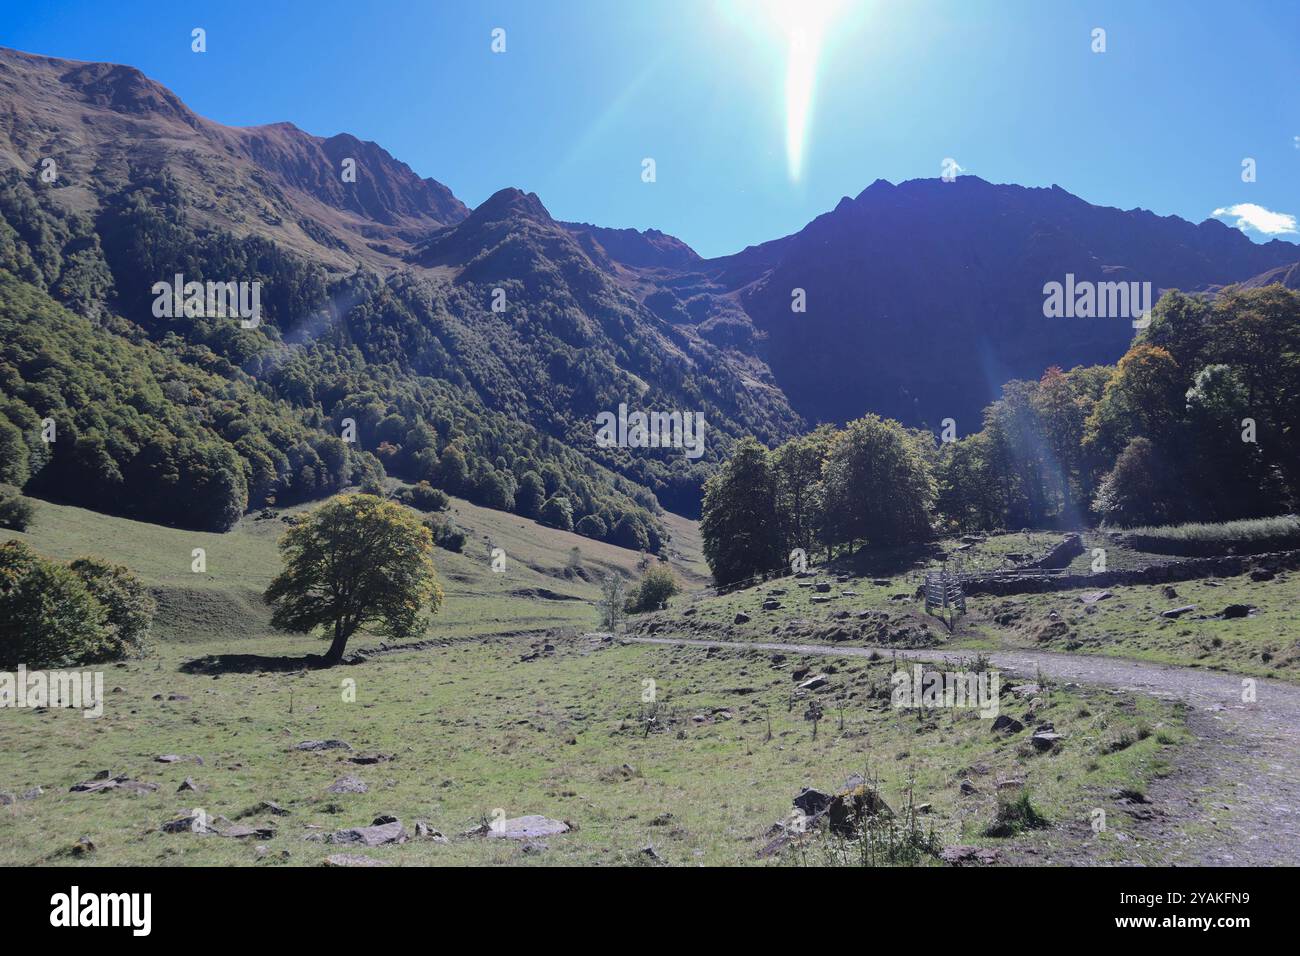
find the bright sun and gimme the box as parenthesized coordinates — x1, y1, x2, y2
(760, 0, 845, 182)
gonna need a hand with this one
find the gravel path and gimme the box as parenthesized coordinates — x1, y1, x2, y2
(625, 636, 1300, 865)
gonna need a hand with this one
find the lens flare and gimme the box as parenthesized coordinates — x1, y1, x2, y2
(762, 0, 844, 181)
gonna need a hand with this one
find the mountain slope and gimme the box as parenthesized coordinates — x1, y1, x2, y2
(0, 47, 467, 271)
(634, 177, 1300, 428)
(0, 45, 799, 535)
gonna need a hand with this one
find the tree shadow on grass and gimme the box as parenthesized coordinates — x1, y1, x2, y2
(179, 652, 338, 675)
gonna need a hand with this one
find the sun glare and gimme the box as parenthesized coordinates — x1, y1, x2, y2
(761, 0, 845, 182)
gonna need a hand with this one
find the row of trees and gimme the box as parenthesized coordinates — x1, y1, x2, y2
(937, 286, 1300, 531)
(701, 416, 934, 585)
(702, 285, 1300, 583)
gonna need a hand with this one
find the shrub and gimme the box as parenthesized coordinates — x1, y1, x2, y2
(397, 480, 449, 512)
(984, 790, 1049, 837)
(422, 514, 466, 552)
(68, 557, 157, 660)
(0, 541, 109, 667)
(627, 564, 680, 613)
(0, 486, 34, 531)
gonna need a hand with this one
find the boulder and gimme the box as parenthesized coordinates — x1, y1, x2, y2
(328, 817, 409, 847)
(1160, 605, 1196, 619)
(792, 787, 833, 817)
(1221, 604, 1254, 619)
(483, 815, 571, 840)
(990, 714, 1024, 734)
(734, 612, 751, 625)
(1031, 729, 1065, 751)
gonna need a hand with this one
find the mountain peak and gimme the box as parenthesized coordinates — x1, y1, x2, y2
(471, 187, 553, 224)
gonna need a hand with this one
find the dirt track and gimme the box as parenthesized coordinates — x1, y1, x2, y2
(625, 636, 1300, 865)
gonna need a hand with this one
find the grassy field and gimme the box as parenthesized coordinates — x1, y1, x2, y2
(0, 491, 706, 646)
(0, 632, 1183, 866)
(1122, 515, 1300, 556)
(17, 499, 1300, 865)
(0, 495, 1191, 866)
(633, 530, 1299, 682)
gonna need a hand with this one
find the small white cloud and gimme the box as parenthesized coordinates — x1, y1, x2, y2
(1212, 203, 1298, 236)
(1294, 134, 1299, 149)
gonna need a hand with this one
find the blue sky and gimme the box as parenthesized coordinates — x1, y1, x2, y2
(3, 0, 1297, 257)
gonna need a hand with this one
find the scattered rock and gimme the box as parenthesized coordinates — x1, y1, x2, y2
(295, 739, 352, 752)
(990, 714, 1024, 734)
(960, 780, 978, 795)
(639, 844, 664, 863)
(1221, 604, 1255, 619)
(414, 821, 448, 843)
(177, 777, 199, 793)
(762, 599, 783, 611)
(1250, 568, 1275, 582)
(326, 775, 369, 795)
(813, 582, 831, 593)
(70, 775, 158, 795)
(328, 817, 409, 847)
(348, 752, 393, 765)
(161, 811, 212, 834)
(1161, 585, 1179, 600)
(797, 674, 829, 691)
(1079, 590, 1112, 605)
(1031, 727, 1065, 751)
(792, 788, 833, 817)
(733, 612, 751, 625)
(1160, 605, 1196, 619)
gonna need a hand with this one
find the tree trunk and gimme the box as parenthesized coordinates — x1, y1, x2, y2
(323, 619, 350, 665)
